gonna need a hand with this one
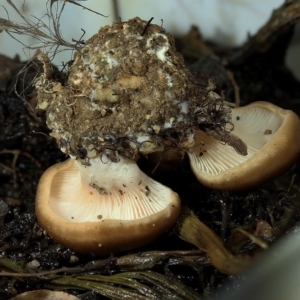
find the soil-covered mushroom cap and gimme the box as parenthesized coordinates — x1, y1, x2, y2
(35, 17, 209, 159)
(35, 156, 181, 255)
(188, 101, 300, 190)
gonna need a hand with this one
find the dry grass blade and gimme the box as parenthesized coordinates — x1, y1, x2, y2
(75, 274, 162, 299)
(0, 250, 207, 278)
(50, 277, 151, 300)
(119, 272, 200, 299)
(0, 258, 200, 299)
(50, 271, 200, 300)
(0, 257, 25, 273)
(176, 209, 252, 275)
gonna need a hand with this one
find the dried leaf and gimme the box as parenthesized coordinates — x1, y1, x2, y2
(176, 209, 252, 275)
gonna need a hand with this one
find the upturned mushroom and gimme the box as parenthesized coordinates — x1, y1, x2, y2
(35, 18, 229, 255)
(188, 101, 300, 190)
(36, 155, 180, 255)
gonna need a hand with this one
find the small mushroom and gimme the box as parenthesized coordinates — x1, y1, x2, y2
(188, 101, 300, 190)
(36, 155, 180, 255)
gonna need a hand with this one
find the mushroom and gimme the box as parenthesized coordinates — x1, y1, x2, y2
(36, 154, 180, 255)
(188, 101, 300, 190)
(35, 18, 231, 254)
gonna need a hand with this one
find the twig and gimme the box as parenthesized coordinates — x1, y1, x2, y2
(0, 250, 205, 277)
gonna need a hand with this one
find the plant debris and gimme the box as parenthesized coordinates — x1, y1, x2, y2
(176, 209, 252, 275)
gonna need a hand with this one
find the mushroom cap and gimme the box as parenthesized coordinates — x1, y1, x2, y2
(35, 17, 202, 159)
(36, 157, 180, 255)
(188, 101, 300, 190)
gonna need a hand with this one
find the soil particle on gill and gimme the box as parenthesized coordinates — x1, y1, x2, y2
(35, 17, 214, 159)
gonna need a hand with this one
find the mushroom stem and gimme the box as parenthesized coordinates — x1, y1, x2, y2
(51, 155, 177, 221)
(81, 154, 148, 193)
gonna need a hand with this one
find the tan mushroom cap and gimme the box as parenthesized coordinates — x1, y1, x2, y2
(188, 101, 300, 190)
(36, 156, 180, 255)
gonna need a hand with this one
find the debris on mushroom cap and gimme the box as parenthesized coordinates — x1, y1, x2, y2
(188, 101, 300, 190)
(35, 17, 230, 159)
(35, 155, 181, 255)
